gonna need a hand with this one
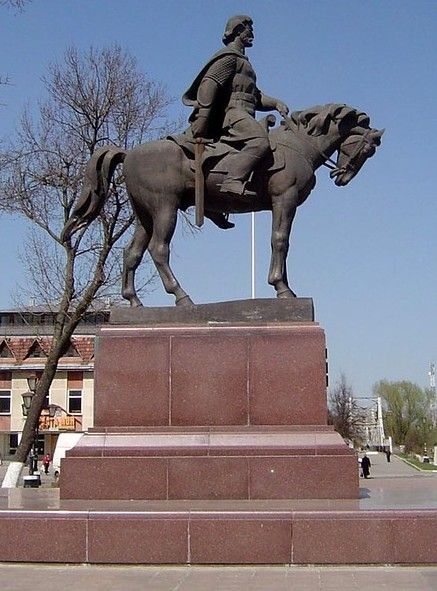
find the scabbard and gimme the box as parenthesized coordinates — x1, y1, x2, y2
(194, 140, 205, 227)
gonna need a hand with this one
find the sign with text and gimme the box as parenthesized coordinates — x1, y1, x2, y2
(39, 411, 79, 432)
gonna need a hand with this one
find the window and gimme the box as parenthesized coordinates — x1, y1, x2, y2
(9, 433, 18, 455)
(62, 341, 80, 357)
(26, 341, 47, 358)
(68, 390, 82, 414)
(0, 341, 13, 358)
(0, 390, 11, 414)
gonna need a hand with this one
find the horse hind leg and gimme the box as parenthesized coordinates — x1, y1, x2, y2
(148, 205, 194, 306)
(122, 218, 151, 307)
(268, 198, 297, 299)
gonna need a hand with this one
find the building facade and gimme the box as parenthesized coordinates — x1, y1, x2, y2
(0, 309, 108, 459)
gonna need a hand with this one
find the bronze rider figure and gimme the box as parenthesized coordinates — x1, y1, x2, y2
(183, 15, 289, 198)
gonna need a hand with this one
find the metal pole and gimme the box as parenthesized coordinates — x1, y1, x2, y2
(377, 396, 385, 448)
(429, 362, 436, 425)
(251, 212, 255, 299)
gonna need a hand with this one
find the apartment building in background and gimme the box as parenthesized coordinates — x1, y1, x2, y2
(0, 308, 109, 459)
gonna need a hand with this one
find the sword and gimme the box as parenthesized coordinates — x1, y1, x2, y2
(194, 138, 205, 227)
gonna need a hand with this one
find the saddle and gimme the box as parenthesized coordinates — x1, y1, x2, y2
(168, 118, 285, 183)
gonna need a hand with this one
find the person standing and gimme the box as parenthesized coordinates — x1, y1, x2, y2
(361, 452, 371, 478)
(385, 448, 391, 462)
(42, 453, 51, 475)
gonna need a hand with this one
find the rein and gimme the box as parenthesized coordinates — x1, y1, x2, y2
(280, 117, 340, 171)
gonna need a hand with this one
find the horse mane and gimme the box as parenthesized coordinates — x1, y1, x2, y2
(285, 103, 367, 137)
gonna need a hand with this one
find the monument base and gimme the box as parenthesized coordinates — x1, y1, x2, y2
(60, 426, 358, 500)
(1, 491, 437, 564)
(61, 299, 359, 501)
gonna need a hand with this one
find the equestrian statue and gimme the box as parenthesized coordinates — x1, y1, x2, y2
(61, 15, 383, 306)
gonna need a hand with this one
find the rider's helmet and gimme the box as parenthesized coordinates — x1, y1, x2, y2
(222, 15, 253, 45)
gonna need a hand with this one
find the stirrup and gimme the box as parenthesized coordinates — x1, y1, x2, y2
(220, 180, 256, 198)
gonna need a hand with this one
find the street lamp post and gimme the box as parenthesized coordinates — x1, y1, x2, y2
(21, 377, 40, 476)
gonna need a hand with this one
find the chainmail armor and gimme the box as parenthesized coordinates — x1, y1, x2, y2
(204, 55, 237, 86)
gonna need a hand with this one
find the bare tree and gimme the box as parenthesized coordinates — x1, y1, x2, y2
(1, 0, 31, 87)
(0, 0, 31, 10)
(328, 374, 365, 444)
(0, 45, 174, 486)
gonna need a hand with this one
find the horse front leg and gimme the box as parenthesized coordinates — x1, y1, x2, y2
(268, 196, 297, 298)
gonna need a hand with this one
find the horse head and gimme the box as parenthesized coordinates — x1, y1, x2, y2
(330, 114, 384, 186)
(280, 104, 383, 187)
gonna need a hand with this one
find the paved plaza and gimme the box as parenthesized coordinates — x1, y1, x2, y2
(0, 564, 437, 590)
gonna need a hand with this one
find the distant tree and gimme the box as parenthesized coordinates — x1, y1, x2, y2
(0, 45, 174, 487)
(374, 380, 433, 452)
(328, 374, 365, 444)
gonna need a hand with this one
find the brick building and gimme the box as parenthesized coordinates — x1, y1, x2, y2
(0, 308, 108, 459)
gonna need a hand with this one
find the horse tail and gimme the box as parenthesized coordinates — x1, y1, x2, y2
(61, 146, 127, 243)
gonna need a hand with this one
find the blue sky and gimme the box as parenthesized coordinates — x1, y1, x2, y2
(1, 0, 436, 396)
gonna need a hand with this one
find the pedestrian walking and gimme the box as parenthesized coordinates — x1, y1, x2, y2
(385, 448, 391, 462)
(361, 452, 371, 478)
(42, 453, 51, 475)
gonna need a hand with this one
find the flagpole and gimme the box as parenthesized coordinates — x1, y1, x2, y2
(251, 212, 255, 299)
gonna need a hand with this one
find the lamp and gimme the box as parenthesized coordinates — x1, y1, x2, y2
(47, 403, 70, 418)
(21, 391, 34, 415)
(26, 376, 38, 392)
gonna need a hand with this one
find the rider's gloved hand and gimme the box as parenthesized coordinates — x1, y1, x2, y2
(276, 102, 289, 118)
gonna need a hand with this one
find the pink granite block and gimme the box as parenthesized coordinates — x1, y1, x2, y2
(60, 457, 168, 500)
(292, 511, 437, 564)
(168, 457, 248, 499)
(171, 335, 248, 425)
(189, 515, 292, 563)
(249, 456, 358, 499)
(249, 328, 327, 425)
(94, 335, 170, 426)
(0, 512, 86, 562)
(88, 513, 189, 563)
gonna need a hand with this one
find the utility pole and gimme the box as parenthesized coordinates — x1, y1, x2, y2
(376, 396, 385, 448)
(429, 362, 436, 425)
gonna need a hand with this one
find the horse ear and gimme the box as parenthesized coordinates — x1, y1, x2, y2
(371, 128, 385, 145)
(356, 112, 370, 127)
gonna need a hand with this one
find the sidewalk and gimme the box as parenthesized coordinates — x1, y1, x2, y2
(0, 460, 57, 489)
(0, 564, 436, 591)
(357, 451, 437, 510)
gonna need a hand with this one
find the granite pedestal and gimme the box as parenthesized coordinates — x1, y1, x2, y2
(60, 299, 358, 501)
(2, 300, 437, 564)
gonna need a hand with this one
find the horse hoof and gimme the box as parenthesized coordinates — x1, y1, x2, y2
(129, 299, 143, 308)
(176, 295, 195, 307)
(277, 289, 296, 299)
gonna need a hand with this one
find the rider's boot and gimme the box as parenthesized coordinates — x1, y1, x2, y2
(219, 153, 263, 198)
(205, 211, 235, 230)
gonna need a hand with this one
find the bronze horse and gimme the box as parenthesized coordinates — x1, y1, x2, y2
(61, 103, 383, 306)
